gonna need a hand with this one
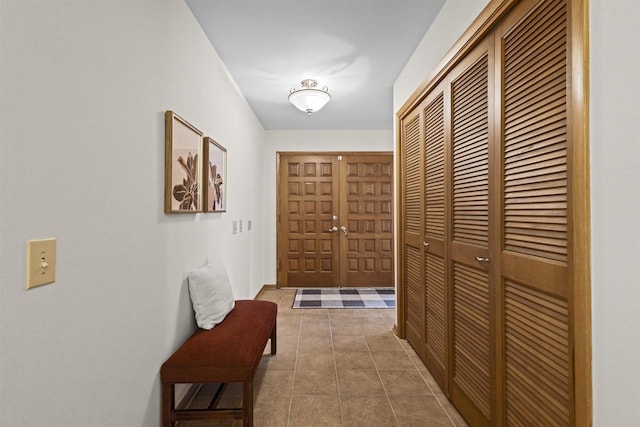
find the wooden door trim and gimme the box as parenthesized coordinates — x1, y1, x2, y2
(395, 0, 591, 424)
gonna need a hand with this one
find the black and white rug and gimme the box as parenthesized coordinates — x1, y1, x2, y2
(292, 287, 395, 309)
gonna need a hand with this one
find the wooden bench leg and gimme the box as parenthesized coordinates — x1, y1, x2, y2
(270, 321, 277, 355)
(243, 380, 253, 427)
(162, 383, 175, 427)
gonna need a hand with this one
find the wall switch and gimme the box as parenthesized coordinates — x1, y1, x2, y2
(232, 220, 237, 234)
(239, 220, 242, 233)
(26, 238, 56, 289)
(248, 220, 252, 231)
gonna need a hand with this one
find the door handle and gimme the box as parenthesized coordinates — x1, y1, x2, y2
(328, 226, 338, 232)
(422, 242, 430, 248)
(475, 256, 490, 263)
(340, 226, 348, 236)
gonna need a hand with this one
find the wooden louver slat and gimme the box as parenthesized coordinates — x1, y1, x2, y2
(404, 116, 421, 234)
(503, 0, 568, 263)
(452, 55, 489, 247)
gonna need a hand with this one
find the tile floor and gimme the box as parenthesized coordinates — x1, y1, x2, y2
(181, 289, 468, 427)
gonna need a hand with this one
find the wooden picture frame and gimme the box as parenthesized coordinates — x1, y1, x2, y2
(203, 137, 227, 213)
(165, 111, 203, 213)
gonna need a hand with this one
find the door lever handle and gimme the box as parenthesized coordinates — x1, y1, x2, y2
(340, 226, 348, 236)
(328, 226, 338, 232)
(475, 256, 490, 263)
(422, 242, 430, 248)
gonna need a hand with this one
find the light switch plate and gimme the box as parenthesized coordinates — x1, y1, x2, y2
(248, 220, 252, 231)
(232, 220, 238, 234)
(26, 238, 56, 289)
(239, 220, 242, 233)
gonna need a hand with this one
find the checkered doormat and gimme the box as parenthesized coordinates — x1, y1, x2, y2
(292, 287, 395, 309)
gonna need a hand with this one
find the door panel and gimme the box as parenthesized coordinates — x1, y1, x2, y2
(423, 88, 448, 390)
(278, 155, 339, 287)
(497, 0, 571, 424)
(400, 109, 425, 359)
(448, 45, 492, 426)
(341, 155, 394, 287)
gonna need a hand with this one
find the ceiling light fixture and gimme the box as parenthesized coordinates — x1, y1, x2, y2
(288, 79, 331, 116)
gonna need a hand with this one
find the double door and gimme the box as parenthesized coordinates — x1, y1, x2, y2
(277, 153, 393, 288)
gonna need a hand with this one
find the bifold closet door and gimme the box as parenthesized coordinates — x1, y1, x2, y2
(447, 41, 494, 427)
(496, 0, 572, 424)
(400, 108, 426, 360)
(422, 85, 448, 390)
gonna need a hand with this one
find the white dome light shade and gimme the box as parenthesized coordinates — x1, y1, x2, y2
(288, 79, 331, 115)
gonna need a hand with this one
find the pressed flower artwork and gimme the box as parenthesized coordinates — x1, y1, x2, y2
(203, 137, 226, 213)
(165, 111, 203, 213)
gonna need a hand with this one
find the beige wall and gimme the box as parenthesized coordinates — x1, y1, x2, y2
(0, 1, 266, 425)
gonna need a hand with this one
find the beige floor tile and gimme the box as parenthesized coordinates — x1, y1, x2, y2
(334, 350, 376, 370)
(289, 395, 343, 426)
(360, 322, 395, 336)
(340, 395, 398, 426)
(330, 323, 363, 336)
(389, 395, 454, 426)
(276, 335, 299, 353)
(365, 333, 405, 352)
(328, 310, 358, 320)
(300, 326, 332, 339)
(379, 370, 431, 396)
(371, 351, 416, 370)
(259, 353, 297, 370)
(298, 336, 333, 354)
(336, 369, 385, 396)
(292, 369, 338, 396)
(254, 369, 294, 401)
(435, 395, 469, 427)
(253, 393, 291, 427)
(332, 335, 369, 352)
(296, 352, 335, 370)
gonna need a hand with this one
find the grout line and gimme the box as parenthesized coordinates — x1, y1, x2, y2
(285, 295, 301, 427)
(328, 307, 346, 426)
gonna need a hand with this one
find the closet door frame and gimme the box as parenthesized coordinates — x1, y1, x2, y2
(394, 0, 591, 424)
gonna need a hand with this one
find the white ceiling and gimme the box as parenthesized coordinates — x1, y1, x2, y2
(186, 0, 446, 130)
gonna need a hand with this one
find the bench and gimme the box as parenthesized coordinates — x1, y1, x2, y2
(160, 299, 277, 427)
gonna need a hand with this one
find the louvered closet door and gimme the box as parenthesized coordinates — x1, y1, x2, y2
(448, 41, 494, 427)
(422, 85, 448, 390)
(401, 107, 426, 360)
(496, 0, 571, 425)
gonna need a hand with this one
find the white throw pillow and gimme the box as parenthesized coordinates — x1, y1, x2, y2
(187, 261, 235, 330)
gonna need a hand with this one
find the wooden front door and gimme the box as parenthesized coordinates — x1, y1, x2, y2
(277, 152, 393, 288)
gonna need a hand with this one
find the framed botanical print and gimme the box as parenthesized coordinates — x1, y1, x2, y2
(203, 137, 226, 213)
(164, 111, 203, 213)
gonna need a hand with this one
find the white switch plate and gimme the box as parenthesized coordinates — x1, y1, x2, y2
(239, 220, 242, 233)
(248, 220, 252, 231)
(26, 238, 56, 289)
(232, 220, 237, 234)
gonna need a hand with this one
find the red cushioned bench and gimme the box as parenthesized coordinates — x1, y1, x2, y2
(161, 300, 277, 427)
